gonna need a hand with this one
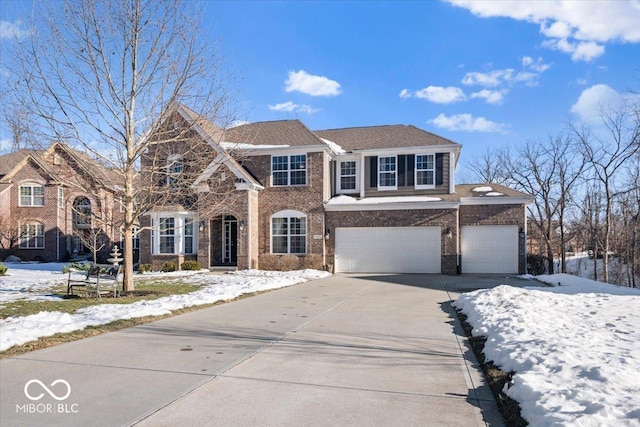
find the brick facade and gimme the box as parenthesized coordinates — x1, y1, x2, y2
(0, 145, 123, 262)
(136, 106, 530, 274)
(325, 208, 459, 274)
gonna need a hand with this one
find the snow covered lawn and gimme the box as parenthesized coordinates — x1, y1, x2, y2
(454, 273, 640, 426)
(0, 263, 330, 352)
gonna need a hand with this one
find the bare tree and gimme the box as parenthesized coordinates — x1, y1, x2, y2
(0, 215, 25, 254)
(2, 106, 35, 152)
(462, 148, 510, 185)
(7, 0, 233, 291)
(502, 135, 584, 274)
(70, 195, 114, 264)
(571, 103, 640, 283)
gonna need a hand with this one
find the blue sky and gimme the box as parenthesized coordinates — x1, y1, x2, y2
(2, 1, 640, 171)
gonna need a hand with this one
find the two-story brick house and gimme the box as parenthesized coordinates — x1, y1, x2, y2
(0, 143, 126, 262)
(139, 103, 530, 274)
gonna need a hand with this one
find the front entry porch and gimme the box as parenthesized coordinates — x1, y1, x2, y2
(209, 215, 238, 269)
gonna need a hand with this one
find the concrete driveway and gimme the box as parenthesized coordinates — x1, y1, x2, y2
(0, 273, 527, 426)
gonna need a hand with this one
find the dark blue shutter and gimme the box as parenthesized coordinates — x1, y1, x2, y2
(407, 154, 415, 186)
(369, 157, 377, 188)
(435, 153, 443, 186)
(398, 155, 406, 187)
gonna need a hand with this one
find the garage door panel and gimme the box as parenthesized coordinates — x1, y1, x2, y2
(335, 227, 440, 273)
(461, 225, 518, 274)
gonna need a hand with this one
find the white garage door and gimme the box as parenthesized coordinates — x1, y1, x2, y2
(335, 227, 441, 273)
(461, 225, 518, 274)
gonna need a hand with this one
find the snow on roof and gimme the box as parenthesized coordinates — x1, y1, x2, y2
(472, 186, 493, 192)
(219, 141, 289, 150)
(327, 195, 442, 205)
(486, 191, 504, 196)
(320, 138, 346, 154)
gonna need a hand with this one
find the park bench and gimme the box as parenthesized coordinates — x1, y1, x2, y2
(67, 264, 121, 299)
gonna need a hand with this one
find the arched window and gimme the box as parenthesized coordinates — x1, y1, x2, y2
(271, 210, 306, 254)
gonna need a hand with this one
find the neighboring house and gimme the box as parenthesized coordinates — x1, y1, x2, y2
(140, 103, 531, 274)
(0, 143, 130, 263)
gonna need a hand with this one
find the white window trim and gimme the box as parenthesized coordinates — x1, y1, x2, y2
(19, 183, 45, 207)
(270, 210, 307, 255)
(338, 159, 359, 193)
(19, 221, 45, 249)
(415, 154, 436, 190)
(149, 213, 197, 255)
(271, 154, 307, 187)
(166, 154, 184, 187)
(58, 187, 64, 209)
(377, 155, 397, 191)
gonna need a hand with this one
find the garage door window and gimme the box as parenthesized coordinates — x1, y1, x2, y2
(271, 211, 306, 254)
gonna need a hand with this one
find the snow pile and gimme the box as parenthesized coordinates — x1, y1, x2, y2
(454, 276, 640, 426)
(0, 268, 330, 352)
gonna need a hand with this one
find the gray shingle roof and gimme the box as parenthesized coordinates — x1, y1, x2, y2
(222, 120, 325, 147)
(314, 125, 461, 151)
(453, 183, 531, 199)
(0, 150, 43, 178)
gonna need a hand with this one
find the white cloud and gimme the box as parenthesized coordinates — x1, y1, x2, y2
(268, 101, 319, 114)
(569, 84, 625, 121)
(400, 86, 466, 104)
(447, 0, 640, 61)
(0, 20, 31, 39)
(0, 138, 12, 153)
(285, 70, 341, 97)
(462, 69, 540, 88)
(522, 56, 552, 73)
(571, 41, 606, 62)
(471, 89, 508, 105)
(428, 113, 509, 134)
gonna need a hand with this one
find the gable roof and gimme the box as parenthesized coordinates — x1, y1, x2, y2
(221, 120, 326, 147)
(0, 143, 126, 194)
(314, 125, 461, 152)
(0, 149, 59, 184)
(48, 143, 125, 190)
(154, 103, 262, 190)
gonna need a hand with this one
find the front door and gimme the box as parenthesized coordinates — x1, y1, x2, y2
(222, 216, 237, 265)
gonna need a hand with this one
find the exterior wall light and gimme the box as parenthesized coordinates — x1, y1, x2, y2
(239, 220, 245, 231)
(325, 229, 331, 240)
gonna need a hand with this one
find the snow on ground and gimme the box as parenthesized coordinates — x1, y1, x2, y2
(454, 273, 640, 426)
(0, 263, 72, 305)
(0, 263, 330, 352)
